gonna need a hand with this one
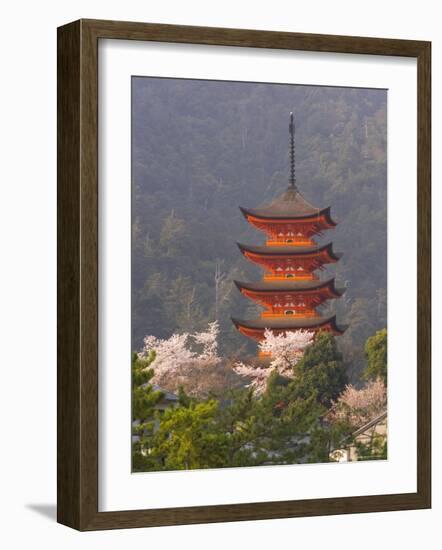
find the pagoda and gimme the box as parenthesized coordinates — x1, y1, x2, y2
(232, 113, 347, 344)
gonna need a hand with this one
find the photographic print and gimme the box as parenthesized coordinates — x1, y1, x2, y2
(131, 77, 388, 472)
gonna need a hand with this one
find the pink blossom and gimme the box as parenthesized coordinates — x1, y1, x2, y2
(139, 322, 221, 396)
(191, 321, 220, 360)
(233, 330, 314, 393)
(259, 329, 314, 373)
(232, 362, 273, 394)
(331, 378, 387, 427)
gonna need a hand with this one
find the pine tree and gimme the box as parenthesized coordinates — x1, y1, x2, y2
(363, 328, 387, 383)
(149, 399, 227, 470)
(131, 352, 164, 471)
(290, 332, 347, 407)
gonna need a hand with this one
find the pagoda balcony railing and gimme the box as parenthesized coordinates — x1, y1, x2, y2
(263, 273, 317, 281)
(266, 237, 315, 246)
(261, 311, 318, 318)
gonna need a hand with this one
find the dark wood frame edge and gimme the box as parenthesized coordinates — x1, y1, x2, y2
(57, 18, 431, 531)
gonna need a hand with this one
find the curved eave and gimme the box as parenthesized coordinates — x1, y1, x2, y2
(319, 206, 337, 227)
(239, 205, 337, 226)
(234, 278, 346, 297)
(237, 241, 343, 261)
(231, 314, 347, 334)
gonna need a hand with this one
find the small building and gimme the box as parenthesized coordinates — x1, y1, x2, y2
(151, 384, 179, 413)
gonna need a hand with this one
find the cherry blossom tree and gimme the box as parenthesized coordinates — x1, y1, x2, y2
(192, 321, 220, 360)
(231, 362, 273, 393)
(139, 322, 223, 397)
(259, 329, 314, 374)
(330, 377, 387, 427)
(141, 332, 194, 378)
(233, 329, 314, 394)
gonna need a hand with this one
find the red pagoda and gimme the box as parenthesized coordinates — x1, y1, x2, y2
(232, 113, 347, 344)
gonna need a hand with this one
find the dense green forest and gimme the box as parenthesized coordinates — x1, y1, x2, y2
(132, 77, 387, 381)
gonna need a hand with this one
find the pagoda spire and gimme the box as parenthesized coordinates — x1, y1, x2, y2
(289, 112, 296, 190)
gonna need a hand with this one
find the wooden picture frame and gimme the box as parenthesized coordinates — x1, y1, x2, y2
(57, 19, 431, 531)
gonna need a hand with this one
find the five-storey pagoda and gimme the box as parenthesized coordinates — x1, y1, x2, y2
(232, 113, 347, 344)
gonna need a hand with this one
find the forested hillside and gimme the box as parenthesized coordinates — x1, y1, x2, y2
(132, 77, 387, 381)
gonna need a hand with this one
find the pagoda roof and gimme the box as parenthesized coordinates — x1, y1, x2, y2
(239, 187, 336, 223)
(237, 241, 342, 260)
(234, 278, 345, 296)
(231, 314, 347, 334)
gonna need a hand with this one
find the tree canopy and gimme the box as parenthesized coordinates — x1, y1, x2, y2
(364, 328, 387, 383)
(290, 332, 347, 407)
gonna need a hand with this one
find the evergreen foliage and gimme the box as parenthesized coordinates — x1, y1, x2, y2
(131, 352, 165, 471)
(354, 433, 387, 461)
(363, 328, 387, 383)
(290, 332, 347, 407)
(150, 399, 226, 470)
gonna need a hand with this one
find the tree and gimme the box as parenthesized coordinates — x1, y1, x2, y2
(290, 332, 347, 407)
(330, 377, 387, 428)
(131, 352, 165, 471)
(164, 275, 204, 333)
(139, 322, 225, 397)
(149, 399, 227, 470)
(259, 329, 314, 374)
(364, 328, 387, 383)
(354, 433, 387, 461)
(159, 210, 188, 256)
(215, 385, 322, 468)
(307, 420, 352, 464)
(231, 362, 274, 394)
(233, 329, 314, 394)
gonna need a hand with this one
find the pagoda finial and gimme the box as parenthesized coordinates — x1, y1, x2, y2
(289, 112, 296, 189)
